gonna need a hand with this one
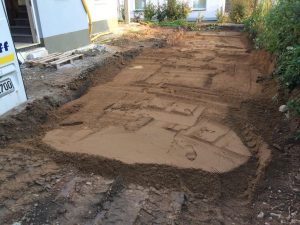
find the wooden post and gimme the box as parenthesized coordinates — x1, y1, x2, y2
(124, 0, 130, 24)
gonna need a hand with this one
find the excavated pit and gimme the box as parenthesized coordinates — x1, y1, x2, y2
(43, 31, 271, 185)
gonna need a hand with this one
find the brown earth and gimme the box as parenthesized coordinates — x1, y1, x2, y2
(0, 26, 299, 225)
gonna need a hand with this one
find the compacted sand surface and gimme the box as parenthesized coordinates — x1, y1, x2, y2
(43, 31, 268, 173)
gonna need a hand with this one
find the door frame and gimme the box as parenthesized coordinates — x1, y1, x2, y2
(25, 0, 40, 43)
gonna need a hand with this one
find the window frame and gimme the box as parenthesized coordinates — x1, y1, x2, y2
(191, 0, 207, 11)
(135, 0, 146, 11)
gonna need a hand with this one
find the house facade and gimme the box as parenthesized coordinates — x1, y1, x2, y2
(129, 0, 226, 21)
(1, 0, 118, 53)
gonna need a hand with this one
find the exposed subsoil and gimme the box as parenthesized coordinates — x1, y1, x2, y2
(0, 26, 299, 225)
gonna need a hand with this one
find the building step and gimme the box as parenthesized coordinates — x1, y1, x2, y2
(14, 18, 30, 26)
(12, 34, 33, 43)
(11, 26, 32, 35)
(17, 11, 29, 19)
(18, 6, 28, 13)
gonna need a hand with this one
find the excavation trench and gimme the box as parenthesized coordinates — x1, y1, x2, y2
(40, 31, 271, 197)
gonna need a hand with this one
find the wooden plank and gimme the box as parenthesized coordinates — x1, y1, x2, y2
(50, 54, 83, 65)
(38, 53, 63, 63)
(33, 53, 61, 62)
(49, 54, 84, 69)
(26, 53, 62, 67)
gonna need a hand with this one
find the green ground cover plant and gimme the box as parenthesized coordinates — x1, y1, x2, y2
(244, 0, 300, 138)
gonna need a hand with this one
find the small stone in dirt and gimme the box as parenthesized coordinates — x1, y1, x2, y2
(86, 182, 92, 185)
(12, 223, 21, 225)
(279, 105, 288, 113)
(272, 144, 282, 151)
(246, 140, 257, 148)
(270, 212, 281, 219)
(291, 219, 300, 224)
(185, 151, 197, 161)
(257, 211, 264, 219)
(57, 208, 67, 214)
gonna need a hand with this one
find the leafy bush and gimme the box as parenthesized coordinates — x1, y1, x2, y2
(246, 0, 300, 90)
(257, 0, 300, 54)
(244, 0, 272, 39)
(176, 2, 190, 19)
(245, 0, 300, 139)
(144, 2, 156, 21)
(216, 9, 227, 24)
(276, 46, 300, 90)
(166, 0, 190, 20)
(229, 0, 252, 23)
(154, 0, 190, 22)
(156, 3, 167, 22)
(287, 98, 300, 116)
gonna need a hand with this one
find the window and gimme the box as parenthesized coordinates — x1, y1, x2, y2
(135, 0, 146, 10)
(193, 0, 206, 9)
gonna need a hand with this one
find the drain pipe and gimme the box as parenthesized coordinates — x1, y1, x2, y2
(81, 0, 92, 37)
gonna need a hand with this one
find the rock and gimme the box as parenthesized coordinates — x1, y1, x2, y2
(12, 223, 22, 225)
(272, 144, 282, 151)
(279, 105, 288, 113)
(291, 219, 300, 224)
(185, 150, 197, 161)
(257, 211, 264, 219)
(86, 182, 92, 185)
(270, 212, 281, 219)
(57, 208, 67, 214)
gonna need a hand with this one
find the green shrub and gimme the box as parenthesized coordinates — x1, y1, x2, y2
(244, 0, 272, 39)
(276, 46, 300, 90)
(257, 0, 300, 54)
(245, 0, 300, 139)
(176, 2, 190, 19)
(166, 0, 190, 20)
(229, 0, 252, 23)
(245, 0, 300, 90)
(216, 9, 227, 24)
(144, 2, 156, 21)
(287, 98, 300, 116)
(156, 3, 167, 22)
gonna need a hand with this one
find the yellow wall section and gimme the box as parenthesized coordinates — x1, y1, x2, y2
(0, 54, 14, 65)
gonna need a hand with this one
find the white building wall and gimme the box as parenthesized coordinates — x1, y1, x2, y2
(130, 0, 226, 21)
(86, 0, 118, 22)
(32, 0, 118, 52)
(34, 0, 88, 38)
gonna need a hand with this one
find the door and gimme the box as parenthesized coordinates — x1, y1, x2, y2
(0, 1, 27, 116)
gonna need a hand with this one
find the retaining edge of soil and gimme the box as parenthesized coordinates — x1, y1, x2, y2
(0, 48, 143, 148)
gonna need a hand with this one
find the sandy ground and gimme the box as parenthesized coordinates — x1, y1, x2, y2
(0, 25, 299, 225)
(43, 31, 265, 173)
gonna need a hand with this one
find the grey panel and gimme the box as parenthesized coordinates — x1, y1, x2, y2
(92, 19, 118, 34)
(41, 29, 90, 53)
